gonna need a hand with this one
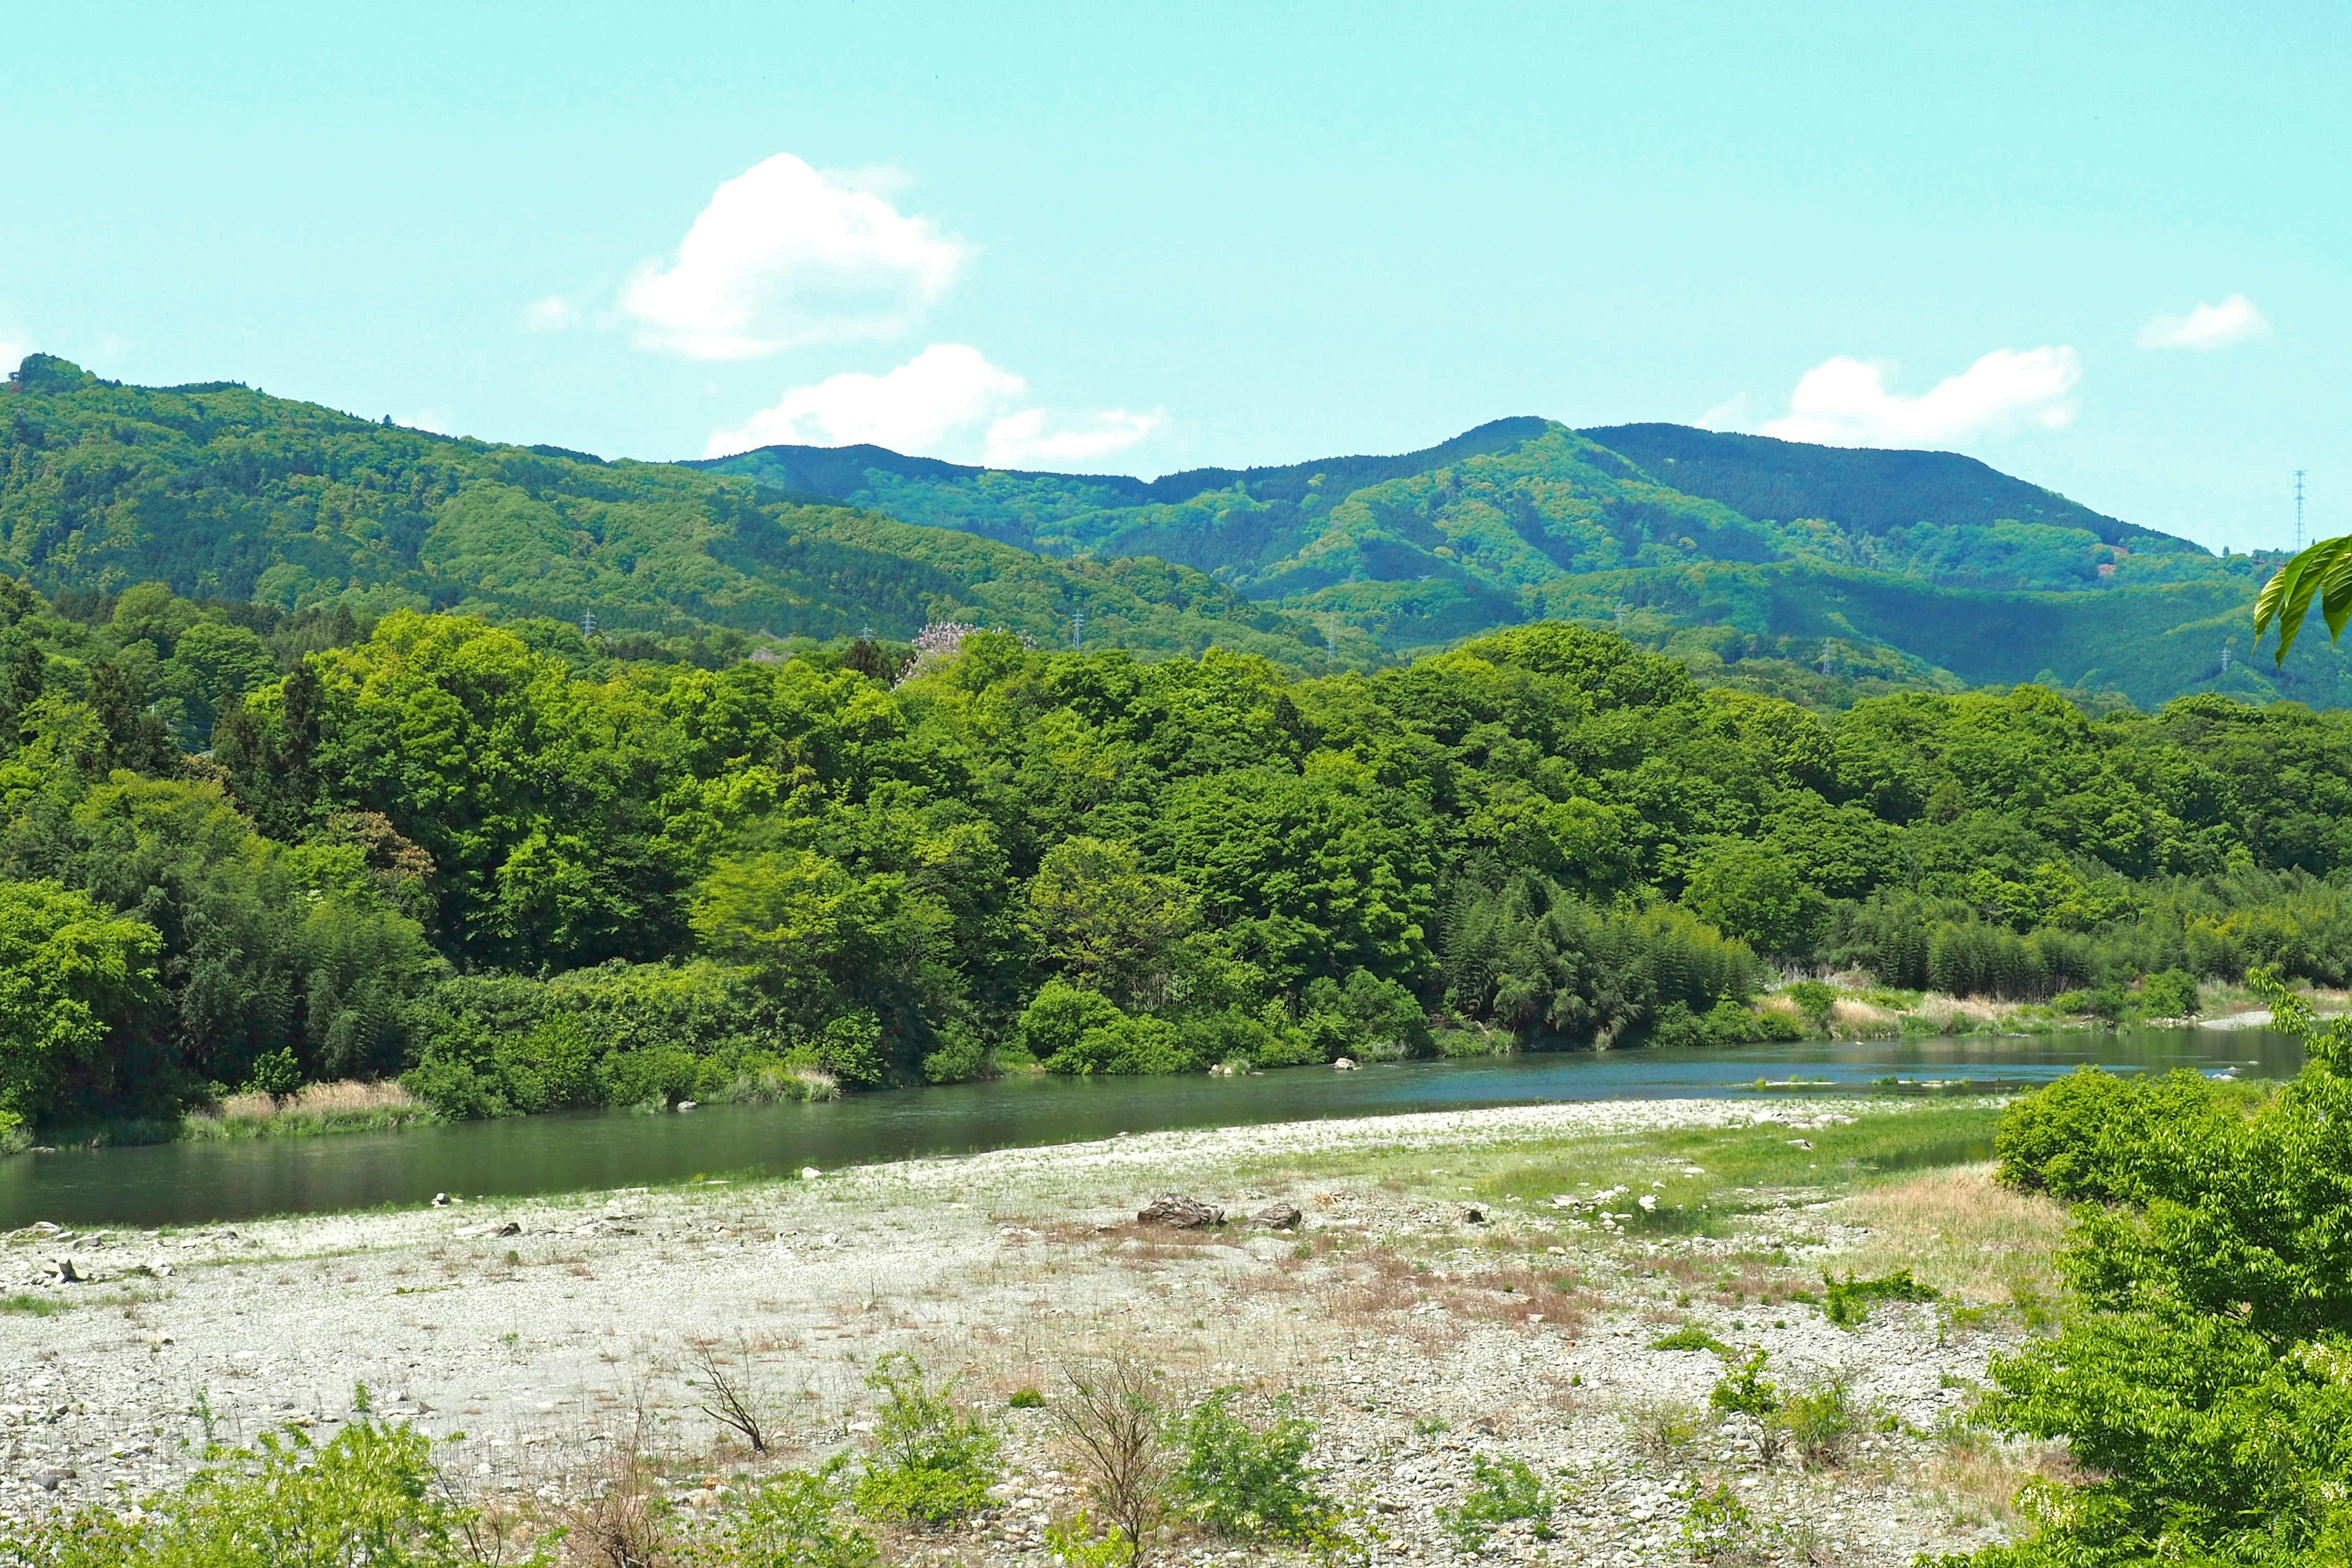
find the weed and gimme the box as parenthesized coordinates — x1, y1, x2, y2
(851, 1353, 1002, 1526)
(1652, 1325, 1732, 1354)
(0, 1294, 69, 1317)
(0, 1419, 554, 1568)
(1008, 1387, 1045, 1409)
(1822, 1267, 1939, 1328)
(1045, 1510, 1139, 1568)
(1438, 1455, 1556, 1551)
(1627, 1399, 1706, 1461)
(1778, 1379, 1858, 1470)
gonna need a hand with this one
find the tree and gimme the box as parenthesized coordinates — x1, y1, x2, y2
(0, 879, 158, 1131)
(1025, 837, 1194, 1011)
(1681, 840, 1822, 957)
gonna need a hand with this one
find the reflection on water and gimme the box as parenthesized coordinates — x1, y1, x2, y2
(0, 1026, 2302, 1228)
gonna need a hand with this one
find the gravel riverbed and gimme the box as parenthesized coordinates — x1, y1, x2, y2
(2, 1096, 2043, 1563)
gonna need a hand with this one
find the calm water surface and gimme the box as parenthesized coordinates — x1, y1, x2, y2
(0, 1027, 2300, 1228)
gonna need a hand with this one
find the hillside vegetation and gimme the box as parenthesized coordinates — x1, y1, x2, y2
(0, 355, 1371, 672)
(701, 419, 2339, 709)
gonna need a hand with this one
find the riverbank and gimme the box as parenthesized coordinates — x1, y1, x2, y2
(2, 1094, 2067, 1564)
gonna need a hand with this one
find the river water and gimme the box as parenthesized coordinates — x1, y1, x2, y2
(0, 1027, 2301, 1229)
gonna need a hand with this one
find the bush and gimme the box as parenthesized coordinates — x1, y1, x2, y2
(1438, 1455, 1555, 1551)
(1170, 1389, 1344, 1548)
(851, 1355, 1001, 1526)
(1708, 1350, 1779, 1418)
(1786, 978, 1836, 1027)
(2136, 967, 2200, 1019)
(1652, 1325, 1732, 1354)
(676, 1460, 875, 1568)
(0, 1417, 541, 1568)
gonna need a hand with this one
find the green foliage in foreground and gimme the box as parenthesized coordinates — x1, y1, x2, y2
(1951, 972, 2352, 1566)
(850, 1355, 1001, 1527)
(1170, 1390, 1348, 1550)
(0, 1420, 546, 1568)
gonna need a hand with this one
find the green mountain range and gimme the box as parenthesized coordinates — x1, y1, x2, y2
(0, 355, 1368, 671)
(698, 419, 2331, 709)
(2, 350, 2332, 708)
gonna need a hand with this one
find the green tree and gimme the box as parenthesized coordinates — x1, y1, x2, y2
(1025, 837, 1194, 1011)
(0, 879, 157, 1132)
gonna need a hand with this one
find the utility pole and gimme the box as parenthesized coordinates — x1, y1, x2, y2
(2296, 470, 2307, 549)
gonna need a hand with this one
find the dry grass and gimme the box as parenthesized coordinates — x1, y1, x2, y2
(1926, 1430, 2081, 1531)
(1836, 1163, 2069, 1304)
(1827, 998, 1899, 1037)
(186, 1079, 432, 1139)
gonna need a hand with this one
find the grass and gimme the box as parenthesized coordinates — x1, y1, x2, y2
(1, 1292, 72, 1316)
(1304, 1100, 2009, 1235)
(180, 1080, 437, 1140)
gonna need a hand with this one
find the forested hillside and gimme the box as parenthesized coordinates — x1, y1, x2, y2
(0, 355, 1370, 671)
(7, 564, 2352, 1140)
(702, 418, 2340, 709)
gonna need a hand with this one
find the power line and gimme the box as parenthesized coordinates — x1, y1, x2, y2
(2296, 470, 2307, 549)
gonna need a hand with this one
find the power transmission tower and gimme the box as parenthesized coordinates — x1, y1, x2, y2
(2296, 470, 2307, 549)
(1070, 608, 1084, 649)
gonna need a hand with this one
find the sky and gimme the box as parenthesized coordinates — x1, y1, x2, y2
(4, 1, 2345, 553)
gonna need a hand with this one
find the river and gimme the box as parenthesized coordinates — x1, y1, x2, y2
(0, 1026, 2300, 1228)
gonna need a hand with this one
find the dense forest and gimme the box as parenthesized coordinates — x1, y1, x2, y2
(7, 553, 2352, 1141)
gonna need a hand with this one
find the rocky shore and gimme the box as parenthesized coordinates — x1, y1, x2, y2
(1, 1096, 2056, 1564)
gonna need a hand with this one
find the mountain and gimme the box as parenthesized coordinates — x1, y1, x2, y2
(698, 419, 2331, 710)
(0, 355, 1371, 670)
(4, 351, 2331, 709)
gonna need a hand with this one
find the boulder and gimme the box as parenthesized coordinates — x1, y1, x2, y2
(1333, 1057, 1358, 1071)
(1137, 1193, 1224, 1229)
(1249, 1202, 1303, 1231)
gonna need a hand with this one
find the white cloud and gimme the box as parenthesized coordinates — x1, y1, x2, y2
(1760, 346, 2081, 447)
(984, 407, 1161, 467)
(625, 153, 964, 360)
(396, 408, 458, 435)
(2136, 293, 2269, 351)
(1695, 392, 1751, 431)
(706, 344, 1025, 456)
(0, 342, 25, 377)
(521, 296, 579, 332)
(706, 343, 1164, 469)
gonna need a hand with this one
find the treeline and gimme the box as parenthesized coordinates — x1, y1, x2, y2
(9, 572, 2352, 1136)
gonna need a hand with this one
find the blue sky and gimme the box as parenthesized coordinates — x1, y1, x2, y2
(5, 2, 2343, 552)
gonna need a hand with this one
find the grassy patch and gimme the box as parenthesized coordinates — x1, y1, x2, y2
(1294, 1101, 2007, 1234)
(0, 1292, 70, 1316)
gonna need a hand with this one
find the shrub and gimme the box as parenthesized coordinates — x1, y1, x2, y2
(1052, 1359, 1171, 1567)
(1652, 1325, 1732, 1354)
(1785, 979, 1836, 1027)
(1708, 1350, 1779, 1418)
(1170, 1389, 1343, 1548)
(0, 1418, 544, 1568)
(676, 1460, 875, 1568)
(851, 1355, 1001, 1526)
(2135, 967, 2200, 1019)
(1438, 1455, 1555, 1551)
